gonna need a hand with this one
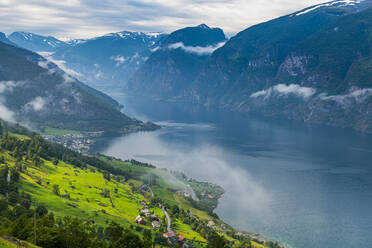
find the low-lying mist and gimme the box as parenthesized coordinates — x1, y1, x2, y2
(102, 125, 273, 230)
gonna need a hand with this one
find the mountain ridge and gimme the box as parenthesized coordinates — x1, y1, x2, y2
(126, 24, 227, 98)
(0, 40, 156, 133)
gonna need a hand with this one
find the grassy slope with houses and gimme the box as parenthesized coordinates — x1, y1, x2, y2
(0, 122, 280, 248)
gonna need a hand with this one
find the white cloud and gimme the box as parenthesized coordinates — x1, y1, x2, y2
(0, 81, 17, 93)
(251, 84, 316, 99)
(0, 101, 15, 122)
(50, 58, 82, 78)
(111, 55, 126, 67)
(168, 41, 225, 56)
(37, 54, 83, 84)
(151, 46, 160, 52)
(0, 81, 22, 122)
(25, 96, 46, 111)
(319, 87, 372, 104)
(0, 0, 326, 39)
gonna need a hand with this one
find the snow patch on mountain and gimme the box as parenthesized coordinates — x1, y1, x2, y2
(295, 0, 363, 16)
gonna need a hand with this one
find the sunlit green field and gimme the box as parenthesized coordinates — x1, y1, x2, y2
(19, 160, 148, 227)
(40, 127, 81, 136)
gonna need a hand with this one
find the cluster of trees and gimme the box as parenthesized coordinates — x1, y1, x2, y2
(0, 165, 20, 199)
(124, 159, 156, 169)
(0, 194, 153, 248)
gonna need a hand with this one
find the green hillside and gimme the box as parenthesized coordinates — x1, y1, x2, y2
(0, 121, 279, 248)
(0, 40, 157, 134)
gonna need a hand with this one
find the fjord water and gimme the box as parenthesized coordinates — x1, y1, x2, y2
(97, 95, 372, 248)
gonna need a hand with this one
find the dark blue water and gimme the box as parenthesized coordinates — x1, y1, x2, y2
(98, 94, 372, 248)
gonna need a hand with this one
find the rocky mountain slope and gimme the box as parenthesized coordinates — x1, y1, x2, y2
(8, 31, 166, 93)
(126, 0, 372, 133)
(190, 0, 372, 132)
(126, 24, 226, 98)
(8, 32, 69, 52)
(51, 31, 166, 92)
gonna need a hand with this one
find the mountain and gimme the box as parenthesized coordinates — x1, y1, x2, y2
(50, 31, 167, 92)
(126, 24, 227, 98)
(0, 40, 155, 133)
(188, 0, 372, 132)
(0, 32, 17, 46)
(8, 31, 69, 52)
(125, 0, 372, 133)
(191, 0, 372, 101)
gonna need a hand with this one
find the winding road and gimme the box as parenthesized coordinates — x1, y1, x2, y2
(162, 207, 174, 236)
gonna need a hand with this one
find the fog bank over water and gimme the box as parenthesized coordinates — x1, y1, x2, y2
(102, 125, 272, 219)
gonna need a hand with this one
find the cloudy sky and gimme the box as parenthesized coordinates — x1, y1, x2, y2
(0, 0, 326, 39)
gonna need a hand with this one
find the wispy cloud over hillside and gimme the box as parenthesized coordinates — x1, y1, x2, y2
(168, 41, 225, 56)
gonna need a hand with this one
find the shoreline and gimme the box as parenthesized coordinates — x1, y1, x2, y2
(41, 125, 286, 247)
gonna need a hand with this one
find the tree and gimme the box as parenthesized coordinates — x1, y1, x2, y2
(106, 222, 123, 243)
(207, 234, 227, 248)
(35, 216, 62, 248)
(59, 217, 93, 248)
(143, 229, 152, 248)
(111, 230, 144, 248)
(0, 199, 8, 212)
(52, 184, 60, 196)
(36, 205, 48, 218)
(11, 216, 32, 241)
(154, 232, 168, 246)
(52, 158, 59, 166)
(8, 191, 18, 205)
(103, 171, 111, 181)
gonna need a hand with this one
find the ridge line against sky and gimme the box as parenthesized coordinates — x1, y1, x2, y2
(0, 0, 326, 39)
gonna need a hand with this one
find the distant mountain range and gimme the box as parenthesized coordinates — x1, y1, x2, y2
(8, 31, 167, 93)
(6, 0, 372, 133)
(0, 40, 156, 133)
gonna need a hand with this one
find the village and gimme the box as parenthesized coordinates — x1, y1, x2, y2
(134, 198, 193, 248)
(42, 132, 103, 154)
(132, 182, 261, 248)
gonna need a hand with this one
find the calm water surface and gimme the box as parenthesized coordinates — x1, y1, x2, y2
(95, 94, 372, 248)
